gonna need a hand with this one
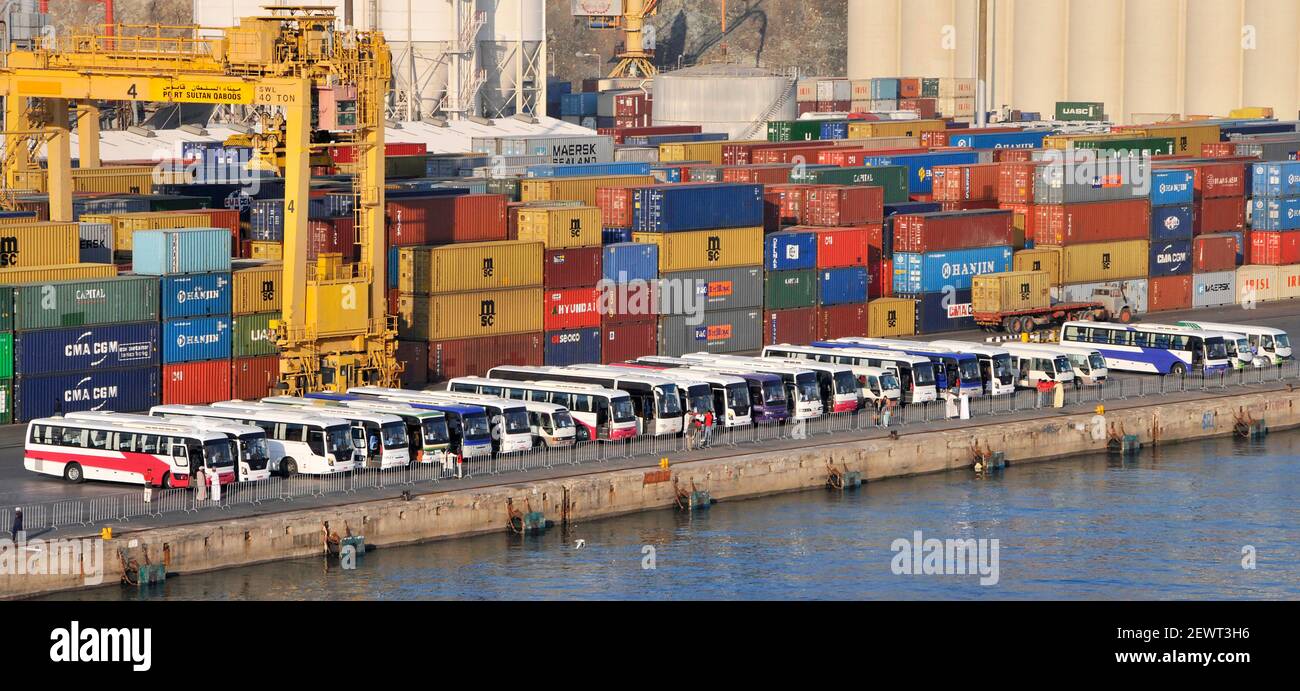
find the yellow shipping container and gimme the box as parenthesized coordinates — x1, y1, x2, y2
(251, 241, 283, 261)
(399, 241, 543, 295)
(81, 211, 212, 251)
(0, 214, 44, 226)
(232, 260, 283, 315)
(1230, 107, 1274, 119)
(0, 222, 81, 268)
(838, 135, 921, 150)
(1237, 266, 1279, 304)
(847, 119, 945, 140)
(0, 262, 117, 284)
(400, 287, 543, 341)
(1049, 241, 1149, 285)
(13, 166, 155, 195)
(520, 174, 656, 206)
(307, 280, 371, 336)
(867, 298, 917, 337)
(659, 141, 735, 165)
(971, 271, 1051, 314)
(1125, 123, 1220, 155)
(632, 227, 764, 273)
(517, 206, 601, 249)
(1013, 248, 1062, 287)
(1275, 264, 1300, 301)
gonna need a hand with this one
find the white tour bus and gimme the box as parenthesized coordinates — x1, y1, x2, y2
(254, 397, 412, 469)
(678, 353, 825, 420)
(568, 364, 718, 424)
(1004, 343, 1108, 386)
(927, 341, 1019, 396)
(74, 410, 271, 482)
(616, 363, 754, 428)
(520, 400, 578, 447)
(157, 404, 359, 476)
(1002, 344, 1077, 388)
(756, 356, 863, 413)
(25, 414, 234, 488)
(1143, 324, 1255, 371)
(1174, 321, 1291, 365)
(486, 365, 684, 437)
(445, 376, 638, 442)
(760, 344, 937, 404)
(1060, 321, 1232, 375)
(385, 390, 535, 454)
(758, 345, 903, 404)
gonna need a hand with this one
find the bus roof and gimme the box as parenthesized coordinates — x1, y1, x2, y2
(348, 388, 488, 416)
(46, 413, 229, 441)
(76, 411, 263, 437)
(259, 397, 406, 424)
(1175, 320, 1286, 336)
(833, 338, 977, 361)
(194, 403, 352, 428)
(303, 394, 447, 418)
(927, 340, 1012, 356)
(804, 343, 938, 366)
(448, 375, 631, 399)
(681, 353, 816, 376)
(570, 364, 712, 389)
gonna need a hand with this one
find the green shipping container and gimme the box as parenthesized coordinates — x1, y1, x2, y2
(487, 178, 521, 202)
(0, 288, 12, 332)
(791, 165, 910, 204)
(1055, 101, 1105, 121)
(766, 120, 823, 142)
(1074, 136, 1176, 157)
(764, 269, 818, 310)
(233, 311, 280, 358)
(11, 275, 160, 332)
(0, 332, 11, 379)
(0, 378, 10, 425)
(921, 78, 940, 98)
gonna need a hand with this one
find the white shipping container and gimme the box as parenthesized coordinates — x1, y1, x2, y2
(614, 146, 659, 163)
(472, 135, 615, 165)
(938, 78, 977, 98)
(797, 79, 819, 103)
(1192, 270, 1237, 308)
(938, 97, 976, 118)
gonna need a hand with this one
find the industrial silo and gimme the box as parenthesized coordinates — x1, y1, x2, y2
(652, 64, 797, 140)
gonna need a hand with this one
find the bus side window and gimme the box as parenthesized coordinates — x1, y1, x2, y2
(87, 430, 110, 450)
(307, 431, 325, 456)
(285, 423, 306, 443)
(530, 390, 548, 403)
(1063, 325, 1079, 341)
(116, 432, 135, 452)
(1133, 332, 1150, 348)
(61, 426, 86, 447)
(1262, 336, 1274, 351)
(1153, 333, 1170, 350)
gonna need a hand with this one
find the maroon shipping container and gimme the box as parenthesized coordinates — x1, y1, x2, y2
(428, 332, 544, 382)
(764, 184, 816, 230)
(397, 340, 430, 387)
(763, 307, 819, 346)
(614, 114, 652, 129)
(1031, 200, 1150, 246)
(816, 100, 851, 113)
(721, 164, 796, 185)
(751, 142, 839, 165)
(932, 163, 1000, 202)
(596, 186, 636, 227)
(817, 304, 869, 340)
(387, 194, 507, 246)
(797, 102, 818, 116)
(805, 185, 885, 227)
(601, 318, 657, 364)
(899, 98, 937, 118)
(603, 125, 700, 145)
(1148, 275, 1192, 312)
(614, 92, 650, 117)
(1157, 160, 1248, 199)
(894, 209, 1014, 253)
(938, 200, 1001, 212)
(544, 246, 602, 289)
(997, 161, 1045, 204)
(1249, 231, 1300, 266)
(163, 360, 232, 405)
(1193, 234, 1238, 273)
(308, 217, 356, 261)
(231, 355, 279, 401)
(1194, 196, 1245, 234)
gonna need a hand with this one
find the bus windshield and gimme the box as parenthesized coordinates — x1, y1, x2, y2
(833, 370, 858, 395)
(993, 355, 1014, 381)
(761, 379, 786, 405)
(463, 414, 491, 439)
(726, 383, 751, 413)
(553, 410, 575, 429)
(504, 409, 531, 435)
(658, 385, 683, 417)
(611, 397, 636, 423)
(1205, 338, 1228, 360)
(381, 421, 409, 450)
(912, 365, 936, 387)
(239, 434, 269, 465)
(879, 372, 899, 391)
(1276, 334, 1291, 349)
(204, 440, 236, 468)
(687, 385, 712, 413)
(422, 418, 450, 445)
(1054, 356, 1073, 375)
(1089, 353, 1106, 371)
(796, 375, 819, 402)
(958, 358, 980, 382)
(326, 426, 353, 456)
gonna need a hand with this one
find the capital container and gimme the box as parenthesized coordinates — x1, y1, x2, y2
(602, 243, 658, 283)
(819, 267, 869, 306)
(544, 246, 602, 289)
(428, 333, 545, 382)
(971, 271, 1051, 313)
(159, 272, 232, 319)
(865, 298, 917, 337)
(132, 227, 232, 275)
(402, 288, 543, 342)
(854, 151, 981, 195)
(517, 205, 602, 248)
(1056, 240, 1149, 284)
(1151, 169, 1195, 206)
(658, 308, 761, 357)
(14, 322, 160, 376)
(631, 183, 764, 232)
(805, 185, 884, 226)
(602, 318, 657, 364)
(1148, 239, 1192, 277)
(816, 226, 874, 269)
(1194, 197, 1245, 234)
(1193, 234, 1239, 273)
(894, 209, 1013, 253)
(12, 275, 158, 331)
(1252, 161, 1300, 198)
(765, 230, 818, 271)
(793, 165, 909, 204)
(762, 307, 818, 346)
(817, 303, 869, 340)
(1060, 278, 1149, 314)
(1250, 197, 1300, 231)
(1148, 275, 1193, 312)
(0, 222, 81, 269)
(15, 366, 161, 422)
(1032, 199, 1150, 246)
(1236, 265, 1279, 303)
(1151, 204, 1194, 241)
(543, 327, 602, 366)
(932, 163, 1000, 201)
(231, 261, 282, 315)
(162, 360, 232, 405)
(898, 289, 975, 334)
(663, 266, 762, 313)
(387, 194, 507, 246)
(1249, 231, 1300, 266)
(521, 175, 655, 206)
(163, 316, 232, 364)
(893, 246, 1013, 294)
(1191, 270, 1236, 308)
(632, 227, 764, 273)
(77, 222, 113, 263)
(232, 311, 279, 358)
(764, 269, 818, 310)
(545, 287, 603, 331)
(1032, 161, 1149, 204)
(398, 241, 543, 295)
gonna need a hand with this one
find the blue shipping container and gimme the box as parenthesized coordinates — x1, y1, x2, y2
(946, 130, 1050, 150)
(1151, 204, 1194, 241)
(132, 228, 232, 276)
(1149, 239, 1192, 277)
(819, 267, 869, 306)
(1250, 197, 1300, 230)
(859, 151, 981, 195)
(870, 78, 900, 100)
(544, 328, 602, 366)
(650, 165, 684, 184)
(765, 231, 818, 271)
(560, 92, 598, 117)
(163, 317, 232, 364)
(14, 322, 160, 377)
(527, 162, 651, 178)
(387, 246, 400, 289)
(893, 246, 1013, 294)
(819, 121, 849, 140)
(632, 183, 764, 232)
(603, 227, 633, 245)
(160, 272, 232, 319)
(603, 243, 658, 283)
(1252, 161, 1300, 198)
(897, 289, 975, 334)
(15, 366, 161, 422)
(1150, 169, 1195, 206)
(623, 132, 729, 147)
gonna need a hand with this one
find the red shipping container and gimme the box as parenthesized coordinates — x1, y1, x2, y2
(1156, 160, 1248, 199)
(762, 307, 818, 346)
(932, 163, 1000, 201)
(898, 78, 922, 99)
(816, 100, 851, 113)
(815, 225, 876, 268)
(764, 184, 815, 230)
(595, 186, 635, 227)
(1148, 275, 1193, 312)
(428, 332, 544, 382)
(751, 142, 839, 164)
(397, 340, 430, 387)
(899, 98, 937, 118)
(545, 287, 602, 331)
(805, 185, 885, 226)
(238, 239, 254, 259)
(1249, 231, 1300, 266)
(331, 141, 426, 164)
(601, 318, 657, 364)
(1194, 196, 1245, 234)
(387, 194, 507, 246)
(816, 147, 927, 167)
(231, 355, 279, 401)
(614, 114, 652, 129)
(722, 140, 817, 165)
(1193, 234, 1238, 273)
(722, 164, 796, 185)
(894, 209, 1014, 252)
(544, 246, 602, 289)
(997, 161, 1045, 204)
(614, 92, 650, 117)
(308, 217, 356, 261)
(1201, 142, 1235, 158)
(870, 256, 892, 299)
(163, 360, 231, 405)
(1031, 200, 1150, 246)
(817, 303, 869, 340)
(938, 200, 1001, 212)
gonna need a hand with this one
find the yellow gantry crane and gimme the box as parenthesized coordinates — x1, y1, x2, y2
(0, 6, 401, 395)
(577, 0, 658, 78)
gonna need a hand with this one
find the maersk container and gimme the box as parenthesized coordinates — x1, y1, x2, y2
(631, 183, 764, 232)
(892, 246, 1013, 294)
(1192, 270, 1237, 308)
(819, 267, 869, 306)
(14, 322, 160, 376)
(15, 366, 161, 421)
(765, 230, 818, 271)
(1150, 204, 1194, 241)
(544, 328, 602, 366)
(658, 308, 761, 357)
(1251, 161, 1300, 198)
(764, 269, 818, 310)
(160, 272, 232, 319)
(476, 135, 615, 165)
(132, 227, 232, 275)
(947, 130, 1049, 150)
(527, 161, 651, 178)
(163, 317, 232, 364)
(1250, 197, 1300, 231)
(1150, 169, 1195, 206)
(1148, 239, 1192, 278)
(12, 275, 159, 332)
(897, 289, 975, 334)
(602, 243, 658, 283)
(856, 152, 981, 195)
(78, 222, 113, 263)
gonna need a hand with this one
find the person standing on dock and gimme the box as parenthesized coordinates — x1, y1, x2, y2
(194, 466, 207, 503)
(10, 507, 22, 538)
(701, 410, 715, 448)
(209, 466, 222, 503)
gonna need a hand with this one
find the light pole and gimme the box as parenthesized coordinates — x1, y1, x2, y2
(576, 52, 603, 80)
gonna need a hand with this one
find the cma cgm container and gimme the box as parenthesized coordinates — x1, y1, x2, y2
(631, 183, 764, 232)
(899, 289, 975, 334)
(1250, 197, 1300, 231)
(762, 307, 818, 346)
(1151, 204, 1194, 241)
(1148, 239, 1192, 277)
(817, 303, 869, 340)
(11, 275, 159, 331)
(15, 366, 161, 422)
(663, 266, 763, 312)
(866, 298, 917, 337)
(14, 322, 160, 376)
(130, 228, 232, 275)
(766, 230, 818, 271)
(1192, 270, 1237, 308)
(602, 243, 658, 283)
(1193, 234, 1239, 273)
(428, 333, 545, 382)
(819, 267, 869, 306)
(1032, 200, 1150, 246)
(1056, 240, 1150, 284)
(163, 317, 232, 364)
(658, 309, 761, 357)
(160, 273, 232, 319)
(544, 327, 602, 366)
(1151, 169, 1196, 206)
(162, 360, 232, 405)
(602, 319, 657, 364)
(632, 227, 764, 273)
(1148, 275, 1193, 312)
(893, 246, 1013, 293)
(1252, 161, 1300, 198)
(544, 246, 602, 289)
(1060, 279, 1149, 314)
(894, 210, 1013, 253)
(387, 194, 506, 246)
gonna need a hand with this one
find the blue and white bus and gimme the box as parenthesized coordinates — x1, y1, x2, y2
(791, 343, 939, 404)
(1059, 321, 1233, 375)
(347, 388, 494, 460)
(822, 338, 984, 397)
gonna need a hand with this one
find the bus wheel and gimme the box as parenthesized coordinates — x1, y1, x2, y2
(282, 459, 298, 478)
(1169, 363, 1187, 376)
(63, 462, 85, 484)
(162, 472, 178, 489)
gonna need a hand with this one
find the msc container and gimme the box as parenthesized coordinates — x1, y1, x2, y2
(544, 328, 602, 366)
(231, 355, 280, 400)
(1151, 204, 1194, 241)
(232, 311, 279, 358)
(399, 241, 544, 295)
(793, 165, 910, 204)
(764, 269, 818, 310)
(1192, 270, 1237, 308)
(846, 119, 945, 140)
(544, 246, 602, 289)
(387, 194, 507, 246)
(900, 289, 975, 334)
(602, 243, 659, 283)
(894, 210, 1013, 253)
(804, 185, 885, 226)
(762, 307, 818, 346)
(1148, 275, 1193, 312)
(1193, 234, 1239, 273)
(892, 246, 1014, 294)
(1250, 197, 1300, 231)
(663, 266, 763, 312)
(1249, 231, 1300, 266)
(1150, 169, 1196, 206)
(1055, 240, 1149, 284)
(658, 308, 761, 357)
(14, 322, 160, 376)
(11, 275, 158, 331)
(818, 267, 869, 306)
(817, 303, 870, 340)
(971, 271, 1051, 314)
(402, 288, 544, 342)
(0, 222, 80, 268)
(1237, 265, 1279, 303)
(864, 298, 917, 338)
(428, 332, 545, 382)
(632, 227, 764, 273)
(160, 272, 232, 319)
(765, 230, 818, 271)
(231, 261, 283, 315)
(631, 183, 764, 232)
(132, 228, 232, 275)
(545, 287, 602, 331)
(163, 317, 232, 364)
(78, 222, 113, 263)
(1195, 197, 1245, 234)
(1060, 279, 1149, 314)
(520, 175, 655, 206)
(815, 226, 874, 269)
(250, 241, 282, 260)
(15, 366, 160, 422)
(658, 142, 728, 165)
(162, 360, 232, 405)
(602, 318, 657, 364)
(1032, 161, 1148, 204)
(1148, 239, 1192, 277)
(517, 205, 602, 248)
(1252, 161, 1300, 198)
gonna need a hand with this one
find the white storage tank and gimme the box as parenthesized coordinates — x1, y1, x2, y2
(651, 64, 796, 140)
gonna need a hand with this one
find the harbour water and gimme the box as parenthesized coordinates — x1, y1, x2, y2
(54, 432, 1300, 601)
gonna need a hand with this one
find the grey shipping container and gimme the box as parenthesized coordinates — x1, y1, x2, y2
(78, 222, 113, 263)
(658, 308, 762, 357)
(471, 135, 615, 165)
(1032, 159, 1150, 204)
(1059, 279, 1149, 314)
(1192, 270, 1237, 308)
(11, 275, 160, 331)
(659, 266, 763, 313)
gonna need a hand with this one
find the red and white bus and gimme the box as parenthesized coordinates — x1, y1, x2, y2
(24, 414, 237, 488)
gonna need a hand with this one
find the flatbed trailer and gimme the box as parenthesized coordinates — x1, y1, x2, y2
(975, 302, 1118, 335)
